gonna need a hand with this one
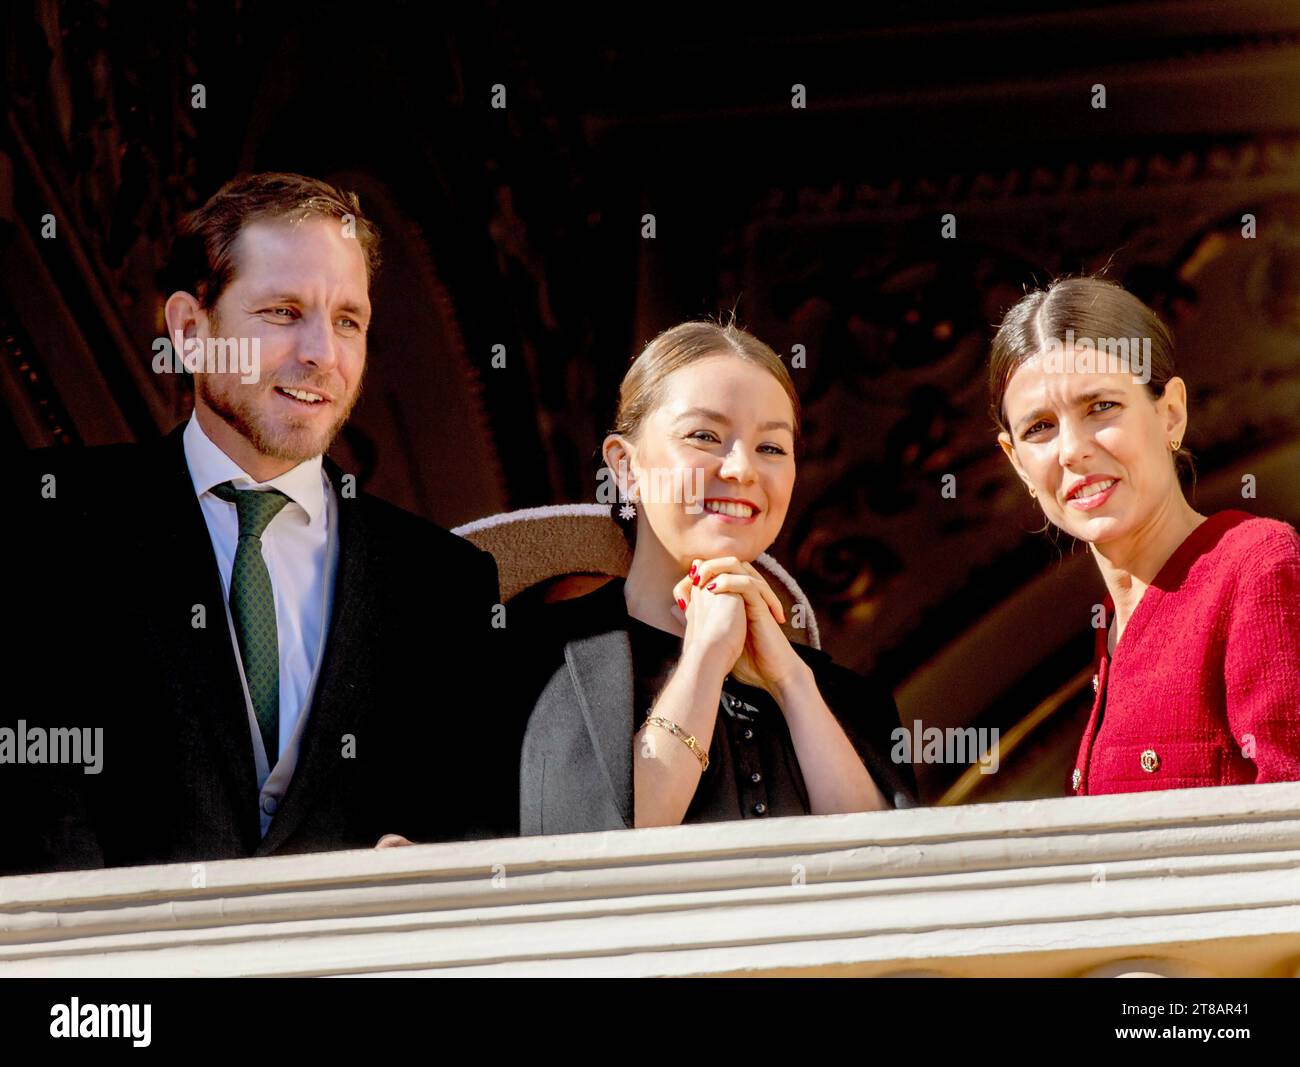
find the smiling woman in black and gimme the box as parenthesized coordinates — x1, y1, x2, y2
(513, 321, 915, 836)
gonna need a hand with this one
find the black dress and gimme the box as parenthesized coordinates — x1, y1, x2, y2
(622, 583, 915, 820)
(628, 615, 819, 820)
(515, 576, 915, 836)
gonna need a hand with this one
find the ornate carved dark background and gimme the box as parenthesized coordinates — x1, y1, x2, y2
(4, 0, 1298, 801)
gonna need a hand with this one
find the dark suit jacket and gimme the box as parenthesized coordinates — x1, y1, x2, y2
(1, 424, 516, 874)
(516, 577, 916, 837)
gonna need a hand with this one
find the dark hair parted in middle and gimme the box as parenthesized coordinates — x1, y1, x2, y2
(988, 276, 1191, 478)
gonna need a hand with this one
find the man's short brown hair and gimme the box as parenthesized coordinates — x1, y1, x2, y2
(166, 172, 381, 310)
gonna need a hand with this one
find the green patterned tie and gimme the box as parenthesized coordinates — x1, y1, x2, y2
(211, 481, 291, 764)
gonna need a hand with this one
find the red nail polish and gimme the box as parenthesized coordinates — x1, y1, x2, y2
(677, 598, 686, 611)
(706, 582, 716, 590)
(692, 574, 699, 585)
(689, 563, 697, 575)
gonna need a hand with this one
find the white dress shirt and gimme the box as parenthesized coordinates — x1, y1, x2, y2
(182, 412, 338, 832)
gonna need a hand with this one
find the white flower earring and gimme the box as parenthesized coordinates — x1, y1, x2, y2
(619, 483, 639, 521)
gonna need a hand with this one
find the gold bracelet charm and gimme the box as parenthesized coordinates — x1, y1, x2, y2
(643, 715, 709, 772)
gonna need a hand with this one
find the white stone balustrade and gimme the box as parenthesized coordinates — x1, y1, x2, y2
(2, 782, 1298, 977)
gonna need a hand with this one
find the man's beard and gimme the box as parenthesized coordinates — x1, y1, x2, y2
(197, 372, 361, 464)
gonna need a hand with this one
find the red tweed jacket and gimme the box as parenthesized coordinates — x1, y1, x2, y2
(1072, 510, 1300, 796)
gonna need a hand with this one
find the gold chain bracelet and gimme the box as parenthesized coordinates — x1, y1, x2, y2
(643, 715, 709, 772)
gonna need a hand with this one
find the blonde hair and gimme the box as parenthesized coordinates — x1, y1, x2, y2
(613, 319, 800, 444)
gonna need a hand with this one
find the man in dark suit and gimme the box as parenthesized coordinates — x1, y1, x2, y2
(2, 173, 514, 874)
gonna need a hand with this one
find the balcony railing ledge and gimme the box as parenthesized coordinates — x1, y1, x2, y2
(2, 782, 1298, 977)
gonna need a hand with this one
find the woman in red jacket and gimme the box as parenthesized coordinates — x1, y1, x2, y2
(989, 276, 1300, 795)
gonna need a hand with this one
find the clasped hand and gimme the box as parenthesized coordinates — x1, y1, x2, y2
(671, 556, 807, 695)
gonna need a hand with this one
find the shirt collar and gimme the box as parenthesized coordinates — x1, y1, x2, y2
(183, 410, 327, 526)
